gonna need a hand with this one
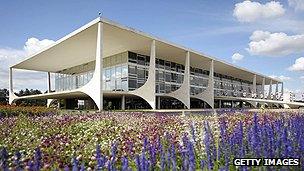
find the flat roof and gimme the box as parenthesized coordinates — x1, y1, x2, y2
(12, 17, 281, 84)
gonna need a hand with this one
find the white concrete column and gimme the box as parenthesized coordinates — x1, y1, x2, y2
(46, 72, 56, 108)
(184, 51, 191, 108)
(208, 60, 214, 108)
(9, 67, 14, 104)
(275, 82, 279, 100)
(166, 51, 190, 109)
(252, 74, 256, 98)
(267, 80, 273, 100)
(130, 40, 156, 109)
(193, 59, 214, 108)
(9, 67, 17, 104)
(121, 95, 125, 110)
(80, 20, 103, 111)
(262, 77, 265, 99)
(47, 72, 51, 93)
(280, 82, 284, 100)
(95, 21, 103, 111)
(9, 67, 13, 96)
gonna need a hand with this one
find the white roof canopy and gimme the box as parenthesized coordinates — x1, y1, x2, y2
(12, 17, 280, 84)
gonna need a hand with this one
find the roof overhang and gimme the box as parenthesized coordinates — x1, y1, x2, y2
(11, 17, 281, 84)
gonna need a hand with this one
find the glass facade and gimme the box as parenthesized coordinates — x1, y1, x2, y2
(55, 70, 93, 91)
(54, 51, 262, 100)
(104, 64, 128, 91)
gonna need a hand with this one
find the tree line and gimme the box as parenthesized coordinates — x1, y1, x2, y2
(0, 88, 46, 106)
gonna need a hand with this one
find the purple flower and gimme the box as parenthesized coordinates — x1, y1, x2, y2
(135, 154, 141, 171)
(14, 151, 23, 171)
(34, 148, 42, 170)
(160, 143, 166, 171)
(71, 157, 79, 171)
(188, 141, 196, 171)
(121, 156, 129, 171)
(80, 162, 85, 171)
(171, 144, 177, 171)
(200, 160, 205, 170)
(0, 148, 9, 171)
(96, 144, 105, 169)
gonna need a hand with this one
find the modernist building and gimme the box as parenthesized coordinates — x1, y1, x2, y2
(9, 17, 304, 110)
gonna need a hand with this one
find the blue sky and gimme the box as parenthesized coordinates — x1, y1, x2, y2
(0, 0, 303, 97)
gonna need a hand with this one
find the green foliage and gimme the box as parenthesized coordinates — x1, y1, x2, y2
(0, 105, 57, 117)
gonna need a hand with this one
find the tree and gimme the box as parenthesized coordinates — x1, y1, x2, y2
(15, 89, 46, 106)
(0, 89, 9, 105)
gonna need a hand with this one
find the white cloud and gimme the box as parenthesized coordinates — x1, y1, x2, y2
(288, 0, 304, 11)
(288, 57, 304, 71)
(269, 75, 291, 81)
(231, 53, 244, 63)
(247, 30, 304, 56)
(300, 76, 304, 79)
(0, 37, 54, 90)
(233, 1, 285, 22)
(24, 38, 55, 55)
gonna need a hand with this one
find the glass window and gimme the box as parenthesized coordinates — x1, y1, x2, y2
(116, 79, 122, 90)
(165, 84, 171, 93)
(203, 79, 208, 87)
(171, 62, 176, 71)
(79, 75, 83, 87)
(110, 79, 115, 91)
(137, 67, 145, 79)
(181, 65, 185, 73)
(88, 71, 93, 81)
(105, 69, 111, 81)
(159, 59, 164, 69)
(122, 65, 128, 78)
(159, 71, 164, 81)
(145, 56, 150, 66)
(171, 84, 177, 91)
(105, 81, 110, 91)
(190, 67, 195, 75)
(165, 61, 170, 70)
(116, 66, 122, 79)
(84, 73, 88, 85)
(165, 72, 171, 82)
(156, 59, 159, 68)
(171, 73, 177, 82)
(121, 79, 128, 91)
(176, 64, 182, 73)
(177, 74, 183, 84)
(190, 76, 195, 86)
(110, 67, 115, 80)
(128, 65, 137, 76)
(156, 70, 159, 81)
(145, 70, 149, 79)
(159, 82, 165, 93)
(137, 55, 145, 65)
(156, 84, 159, 93)
(55, 75, 58, 91)
(128, 52, 137, 63)
(129, 79, 137, 90)
(191, 87, 195, 95)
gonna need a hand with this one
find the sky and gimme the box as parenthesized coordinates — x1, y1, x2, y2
(0, 0, 303, 98)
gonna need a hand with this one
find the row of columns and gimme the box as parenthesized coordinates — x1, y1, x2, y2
(130, 39, 215, 110)
(252, 76, 283, 100)
(8, 19, 285, 111)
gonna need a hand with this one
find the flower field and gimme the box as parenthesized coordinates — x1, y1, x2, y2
(0, 107, 303, 170)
